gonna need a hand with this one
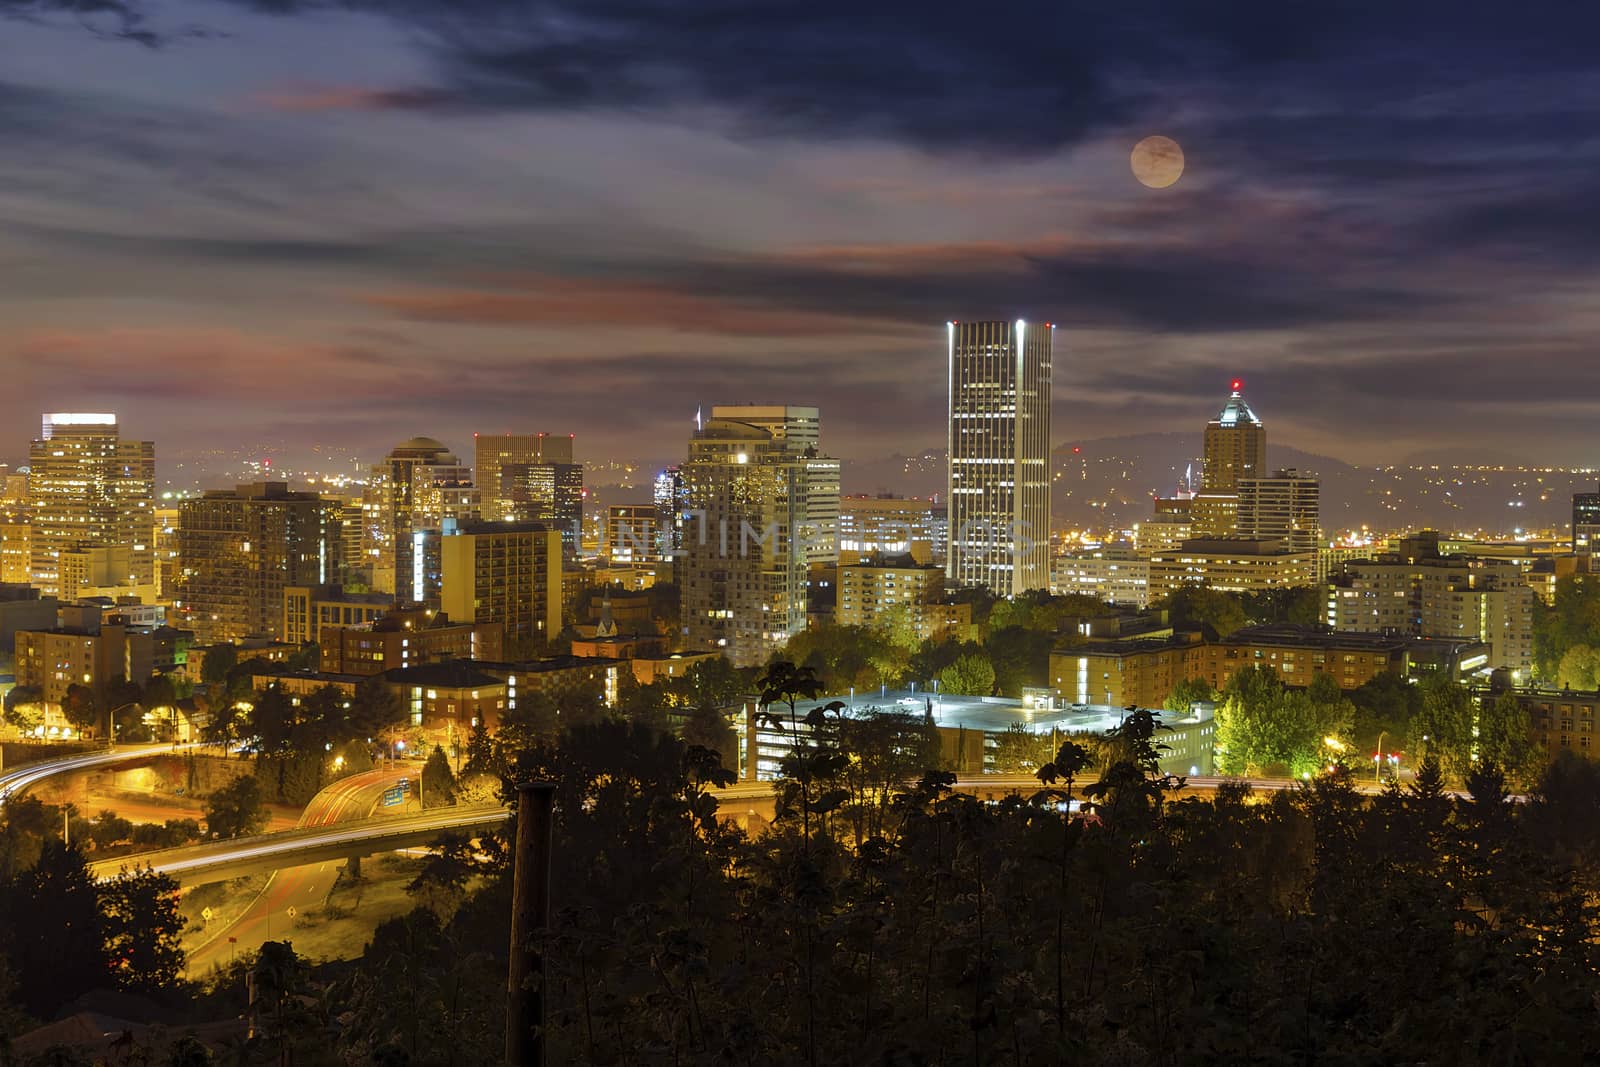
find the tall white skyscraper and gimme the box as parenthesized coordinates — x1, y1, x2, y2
(946, 320, 1053, 596)
(27, 413, 154, 596)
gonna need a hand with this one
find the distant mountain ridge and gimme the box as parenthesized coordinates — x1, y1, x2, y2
(834, 433, 1588, 535)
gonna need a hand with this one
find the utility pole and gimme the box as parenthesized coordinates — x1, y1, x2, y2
(507, 782, 555, 1067)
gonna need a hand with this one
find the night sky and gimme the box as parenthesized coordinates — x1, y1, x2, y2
(4, 0, 1599, 470)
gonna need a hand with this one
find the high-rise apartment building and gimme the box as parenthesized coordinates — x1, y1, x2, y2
(1237, 468, 1322, 554)
(606, 504, 660, 562)
(0, 523, 31, 585)
(710, 407, 838, 566)
(946, 320, 1053, 596)
(176, 482, 345, 644)
(680, 413, 822, 666)
(1328, 554, 1536, 674)
(1574, 483, 1600, 553)
(26, 413, 154, 596)
(439, 521, 563, 649)
(474, 432, 583, 558)
(363, 437, 475, 597)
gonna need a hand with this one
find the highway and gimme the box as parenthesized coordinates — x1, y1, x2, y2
(178, 767, 418, 974)
(0, 743, 205, 804)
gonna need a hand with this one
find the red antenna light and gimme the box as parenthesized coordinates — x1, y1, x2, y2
(1230, 378, 1244, 392)
(1072, 446, 1081, 454)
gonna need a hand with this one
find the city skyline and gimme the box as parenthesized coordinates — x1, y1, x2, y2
(7, 2, 1600, 466)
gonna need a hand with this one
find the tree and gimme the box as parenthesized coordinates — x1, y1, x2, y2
(99, 865, 187, 992)
(142, 673, 177, 713)
(0, 841, 106, 1019)
(1478, 690, 1537, 786)
(3, 684, 44, 734)
(200, 642, 237, 686)
(458, 719, 498, 781)
(680, 702, 736, 763)
(1163, 676, 1216, 713)
(406, 831, 478, 918)
(203, 774, 267, 839)
(1557, 644, 1600, 690)
(349, 674, 407, 741)
(421, 745, 457, 809)
(1161, 586, 1248, 639)
(1411, 673, 1475, 782)
(62, 682, 101, 737)
(939, 652, 995, 696)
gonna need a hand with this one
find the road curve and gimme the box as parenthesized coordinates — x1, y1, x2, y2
(0, 743, 205, 804)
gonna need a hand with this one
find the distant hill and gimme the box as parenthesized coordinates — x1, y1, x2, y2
(835, 433, 1590, 534)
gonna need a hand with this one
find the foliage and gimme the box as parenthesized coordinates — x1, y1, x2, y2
(1533, 574, 1600, 682)
(1557, 643, 1600, 690)
(2, 684, 43, 733)
(203, 774, 267, 840)
(1215, 664, 1352, 777)
(0, 842, 108, 1018)
(1411, 672, 1476, 781)
(199, 643, 237, 686)
(1163, 675, 1216, 713)
(99, 866, 187, 993)
(938, 652, 995, 696)
(421, 745, 457, 809)
(1160, 585, 1248, 638)
(62, 683, 100, 736)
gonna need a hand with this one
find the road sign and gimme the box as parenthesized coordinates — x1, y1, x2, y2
(201, 907, 213, 922)
(380, 787, 404, 808)
(287, 906, 297, 919)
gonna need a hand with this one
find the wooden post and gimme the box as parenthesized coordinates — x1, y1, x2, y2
(507, 782, 555, 1067)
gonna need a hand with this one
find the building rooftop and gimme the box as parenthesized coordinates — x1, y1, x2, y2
(1213, 387, 1262, 428)
(1220, 624, 1410, 653)
(781, 687, 1210, 738)
(383, 662, 507, 689)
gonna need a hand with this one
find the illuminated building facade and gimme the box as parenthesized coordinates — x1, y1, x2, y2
(1573, 483, 1600, 554)
(1193, 382, 1265, 536)
(439, 521, 563, 648)
(0, 523, 31, 585)
(946, 320, 1053, 596)
(363, 437, 475, 597)
(711, 406, 839, 566)
(282, 584, 396, 646)
(838, 495, 939, 565)
(176, 482, 345, 644)
(1147, 537, 1317, 602)
(26, 413, 154, 596)
(836, 555, 946, 638)
(680, 413, 818, 666)
(1051, 549, 1152, 608)
(473, 432, 582, 558)
(1237, 468, 1322, 554)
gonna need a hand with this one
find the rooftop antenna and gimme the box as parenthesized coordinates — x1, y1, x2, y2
(694, 406, 703, 432)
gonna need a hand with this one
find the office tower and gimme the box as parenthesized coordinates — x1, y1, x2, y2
(710, 406, 839, 565)
(176, 482, 345, 644)
(363, 437, 474, 597)
(1201, 380, 1266, 491)
(439, 521, 563, 649)
(1574, 483, 1600, 553)
(654, 466, 690, 559)
(1193, 380, 1265, 536)
(838, 495, 939, 564)
(473, 432, 583, 558)
(26, 413, 155, 596)
(680, 413, 819, 666)
(946, 320, 1053, 596)
(1237, 468, 1322, 554)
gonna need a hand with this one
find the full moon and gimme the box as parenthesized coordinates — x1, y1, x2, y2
(1130, 135, 1185, 189)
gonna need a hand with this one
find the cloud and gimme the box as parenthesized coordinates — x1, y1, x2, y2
(252, 84, 452, 113)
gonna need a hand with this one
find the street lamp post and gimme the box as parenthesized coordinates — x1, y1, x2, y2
(1375, 730, 1386, 786)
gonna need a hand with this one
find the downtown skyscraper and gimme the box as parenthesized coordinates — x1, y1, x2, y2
(679, 407, 838, 667)
(26, 413, 154, 597)
(946, 320, 1053, 596)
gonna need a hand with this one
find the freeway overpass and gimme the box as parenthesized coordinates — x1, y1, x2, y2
(92, 805, 511, 887)
(0, 743, 205, 804)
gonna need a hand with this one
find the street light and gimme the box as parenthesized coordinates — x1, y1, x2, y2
(1374, 730, 1386, 785)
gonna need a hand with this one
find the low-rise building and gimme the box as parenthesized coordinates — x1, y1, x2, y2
(282, 584, 397, 646)
(319, 612, 503, 675)
(1185, 624, 1409, 693)
(1051, 549, 1151, 608)
(837, 554, 945, 637)
(1147, 537, 1317, 602)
